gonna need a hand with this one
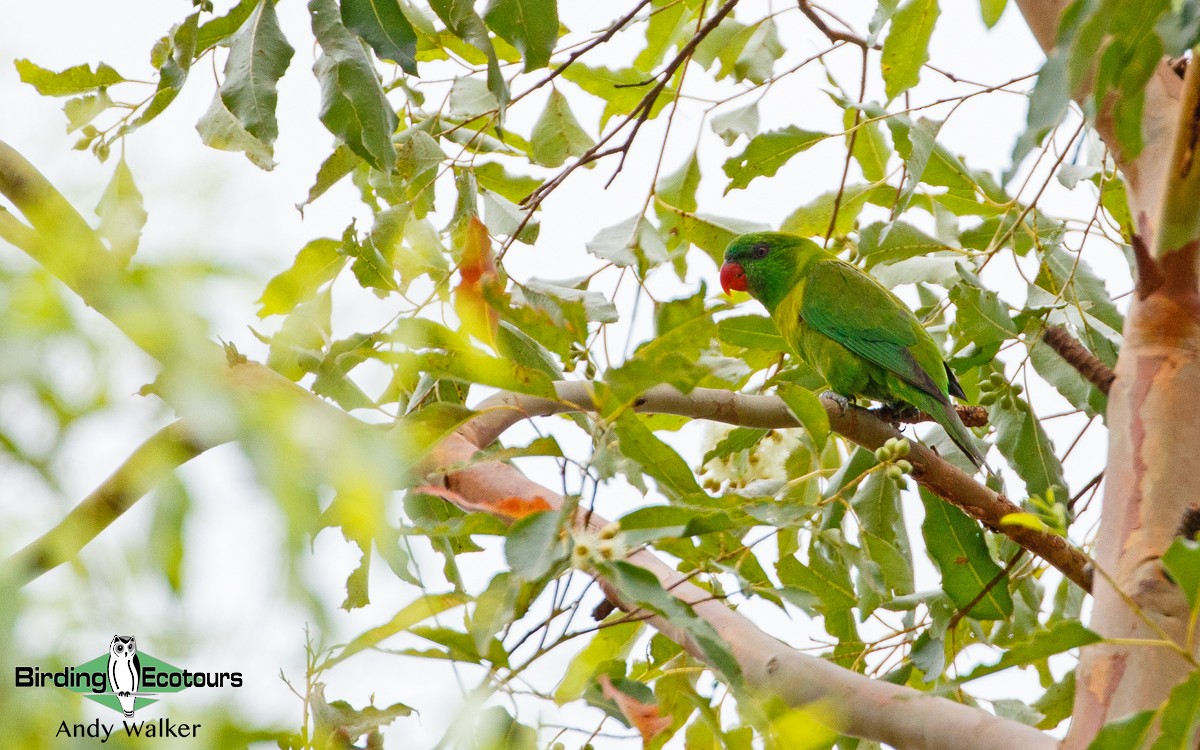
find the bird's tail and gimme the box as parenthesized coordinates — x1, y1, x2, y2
(917, 393, 985, 469)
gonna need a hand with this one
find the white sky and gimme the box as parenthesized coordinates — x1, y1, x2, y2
(0, 1, 1121, 746)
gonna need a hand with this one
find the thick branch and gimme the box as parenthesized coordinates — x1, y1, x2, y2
(468, 382, 1092, 591)
(429, 431, 1055, 750)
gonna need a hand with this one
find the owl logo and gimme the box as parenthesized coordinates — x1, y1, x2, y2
(107, 635, 141, 717)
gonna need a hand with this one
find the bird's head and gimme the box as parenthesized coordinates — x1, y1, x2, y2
(721, 232, 822, 310)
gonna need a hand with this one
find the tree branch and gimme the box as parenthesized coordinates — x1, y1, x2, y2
(0, 420, 213, 587)
(1040, 325, 1115, 395)
(424, 429, 1058, 750)
(467, 382, 1092, 591)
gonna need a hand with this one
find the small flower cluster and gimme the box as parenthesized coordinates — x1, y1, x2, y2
(571, 523, 626, 569)
(699, 427, 800, 492)
(875, 437, 913, 481)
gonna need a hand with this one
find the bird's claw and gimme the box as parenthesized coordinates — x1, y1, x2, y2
(819, 391, 851, 415)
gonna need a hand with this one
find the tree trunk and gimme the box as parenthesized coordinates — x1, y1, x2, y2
(1015, 2, 1200, 746)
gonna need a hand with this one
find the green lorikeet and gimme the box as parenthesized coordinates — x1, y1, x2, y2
(720, 232, 984, 468)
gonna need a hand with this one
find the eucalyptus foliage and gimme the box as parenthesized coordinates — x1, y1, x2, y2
(8, 0, 1200, 748)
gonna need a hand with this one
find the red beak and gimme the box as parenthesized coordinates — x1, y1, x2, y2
(720, 261, 747, 295)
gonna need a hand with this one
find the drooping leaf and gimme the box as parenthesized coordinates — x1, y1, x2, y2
(613, 412, 704, 500)
(992, 395, 1066, 499)
(309, 0, 400, 170)
(880, 0, 940, 100)
(530, 88, 594, 167)
(453, 216, 499, 348)
(342, 0, 419, 73)
(196, 93, 278, 169)
(776, 384, 830, 449)
(920, 488, 1013, 620)
(429, 0, 509, 105)
(219, 0, 294, 151)
(484, 0, 558, 71)
(95, 156, 147, 265)
(555, 619, 643, 703)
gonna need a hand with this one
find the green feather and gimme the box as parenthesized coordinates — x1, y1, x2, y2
(724, 232, 983, 468)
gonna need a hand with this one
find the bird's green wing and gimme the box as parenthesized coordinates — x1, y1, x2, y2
(799, 259, 949, 401)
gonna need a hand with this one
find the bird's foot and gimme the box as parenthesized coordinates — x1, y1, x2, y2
(819, 391, 852, 415)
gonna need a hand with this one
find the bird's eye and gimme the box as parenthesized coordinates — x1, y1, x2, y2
(751, 243, 769, 260)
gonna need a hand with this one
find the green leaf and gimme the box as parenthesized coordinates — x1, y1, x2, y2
(776, 550, 857, 614)
(703, 427, 768, 465)
(586, 216, 667, 270)
(474, 161, 542, 203)
(530, 88, 594, 167)
(197, 0, 260, 52)
(473, 707, 537, 750)
(776, 384, 830, 449)
(134, 13, 199, 130)
(196, 93, 278, 169)
(219, 0, 294, 150)
(554, 619, 643, 703)
(653, 202, 767, 266)
(429, 0, 509, 105)
(880, 0, 940, 100)
(851, 472, 914, 596)
(845, 108, 890, 181)
(256, 240, 343, 316)
(949, 274, 1018, 350)
(341, 0, 419, 73)
(95, 156, 146, 265)
(711, 103, 759, 146)
(14, 59, 125, 96)
(920, 488, 1013, 620)
(657, 152, 701, 213)
(304, 144, 362, 206)
(449, 77, 499, 118)
(613, 412, 703, 500)
(723, 126, 831, 192)
(324, 592, 469, 667)
(858, 221, 949, 268)
(505, 511, 569, 580)
(1088, 710, 1155, 750)
(781, 184, 882, 238)
(561, 64, 676, 128)
(1151, 671, 1200, 750)
(483, 0, 558, 71)
(980, 0, 1006, 27)
(992, 395, 1066, 499)
(1163, 537, 1200, 610)
(63, 90, 113, 133)
(957, 620, 1100, 683)
(1029, 333, 1107, 418)
(594, 560, 742, 685)
(309, 0, 400, 170)
(717, 315, 788, 351)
